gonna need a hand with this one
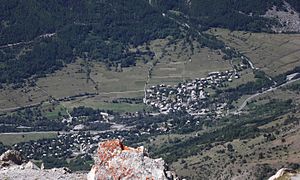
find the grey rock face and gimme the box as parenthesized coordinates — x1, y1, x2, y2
(87, 139, 178, 180)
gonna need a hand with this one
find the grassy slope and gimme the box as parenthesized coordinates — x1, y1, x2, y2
(0, 132, 57, 146)
(209, 28, 300, 77)
(148, 39, 231, 86)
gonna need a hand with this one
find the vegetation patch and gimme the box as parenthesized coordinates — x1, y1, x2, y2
(0, 132, 57, 146)
(209, 28, 300, 77)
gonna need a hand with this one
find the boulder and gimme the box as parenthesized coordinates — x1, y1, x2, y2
(87, 139, 178, 180)
(0, 150, 24, 165)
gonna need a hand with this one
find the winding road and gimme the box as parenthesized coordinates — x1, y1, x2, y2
(236, 77, 300, 113)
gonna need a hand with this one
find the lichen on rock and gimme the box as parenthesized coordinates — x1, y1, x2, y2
(88, 139, 177, 180)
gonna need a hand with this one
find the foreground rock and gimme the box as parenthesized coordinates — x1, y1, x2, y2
(0, 150, 24, 166)
(88, 139, 177, 180)
(0, 149, 85, 180)
(0, 140, 177, 180)
(0, 165, 85, 180)
(268, 168, 300, 180)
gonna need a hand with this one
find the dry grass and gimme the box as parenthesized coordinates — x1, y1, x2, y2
(0, 132, 57, 146)
(61, 96, 147, 113)
(36, 60, 97, 99)
(148, 39, 232, 87)
(209, 28, 300, 77)
(0, 86, 47, 111)
(90, 61, 149, 93)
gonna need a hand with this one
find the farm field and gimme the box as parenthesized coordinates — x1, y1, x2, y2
(89, 61, 149, 94)
(148, 39, 233, 87)
(251, 80, 300, 104)
(0, 85, 47, 111)
(61, 96, 148, 113)
(209, 28, 300, 77)
(40, 102, 69, 120)
(0, 132, 58, 146)
(234, 78, 300, 111)
(36, 61, 97, 99)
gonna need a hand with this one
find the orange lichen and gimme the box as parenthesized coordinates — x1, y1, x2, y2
(90, 139, 175, 180)
(97, 139, 124, 164)
(97, 139, 144, 165)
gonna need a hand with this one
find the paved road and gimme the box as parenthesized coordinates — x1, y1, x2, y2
(236, 77, 300, 112)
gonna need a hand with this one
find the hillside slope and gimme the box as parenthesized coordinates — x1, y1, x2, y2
(152, 0, 300, 31)
(1, 0, 299, 84)
(0, 0, 178, 83)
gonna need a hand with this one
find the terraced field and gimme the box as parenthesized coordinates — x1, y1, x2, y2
(209, 28, 300, 77)
(148, 39, 232, 86)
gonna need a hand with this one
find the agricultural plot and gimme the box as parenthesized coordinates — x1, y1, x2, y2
(35, 60, 97, 99)
(90, 62, 149, 94)
(252, 81, 300, 104)
(148, 39, 232, 87)
(209, 28, 300, 77)
(61, 97, 147, 113)
(0, 86, 47, 111)
(40, 102, 69, 120)
(0, 132, 57, 146)
(184, 48, 232, 79)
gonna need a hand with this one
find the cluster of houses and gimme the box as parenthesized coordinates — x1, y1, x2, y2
(13, 132, 98, 160)
(12, 129, 145, 161)
(144, 70, 240, 116)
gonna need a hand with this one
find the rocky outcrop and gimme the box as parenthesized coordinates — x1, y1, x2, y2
(0, 140, 177, 180)
(0, 150, 84, 180)
(0, 165, 85, 180)
(87, 139, 177, 180)
(268, 168, 300, 180)
(263, 2, 300, 33)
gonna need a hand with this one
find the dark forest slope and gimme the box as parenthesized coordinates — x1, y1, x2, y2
(0, 0, 178, 83)
(153, 0, 299, 31)
(0, 0, 299, 84)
